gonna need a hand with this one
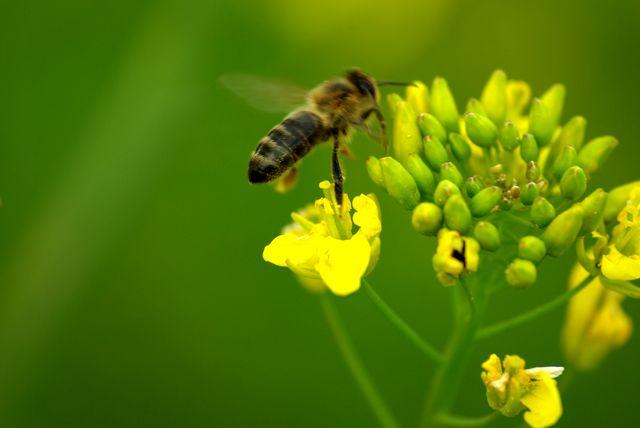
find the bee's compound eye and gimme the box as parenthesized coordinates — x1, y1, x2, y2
(346, 70, 376, 98)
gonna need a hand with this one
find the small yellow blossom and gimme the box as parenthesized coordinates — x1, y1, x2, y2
(562, 263, 633, 371)
(432, 228, 479, 286)
(481, 354, 563, 428)
(263, 181, 382, 296)
(601, 186, 640, 282)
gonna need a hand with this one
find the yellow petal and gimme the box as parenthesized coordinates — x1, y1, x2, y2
(521, 372, 562, 428)
(352, 194, 382, 239)
(263, 233, 299, 267)
(601, 245, 640, 281)
(481, 354, 503, 384)
(315, 233, 370, 296)
(464, 237, 480, 272)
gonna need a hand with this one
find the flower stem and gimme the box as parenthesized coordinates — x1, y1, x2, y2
(434, 412, 497, 427)
(319, 294, 401, 428)
(363, 279, 443, 363)
(475, 274, 593, 341)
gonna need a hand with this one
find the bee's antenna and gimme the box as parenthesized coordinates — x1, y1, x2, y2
(376, 80, 417, 87)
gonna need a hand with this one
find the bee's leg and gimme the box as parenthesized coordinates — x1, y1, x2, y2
(361, 108, 388, 154)
(331, 132, 344, 206)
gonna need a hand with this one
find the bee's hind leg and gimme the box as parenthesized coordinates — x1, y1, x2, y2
(331, 132, 344, 206)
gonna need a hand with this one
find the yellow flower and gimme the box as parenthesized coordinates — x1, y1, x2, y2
(263, 181, 382, 296)
(601, 186, 640, 281)
(562, 263, 633, 371)
(432, 228, 479, 286)
(481, 354, 563, 428)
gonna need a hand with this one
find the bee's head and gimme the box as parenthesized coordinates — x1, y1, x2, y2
(345, 69, 379, 102)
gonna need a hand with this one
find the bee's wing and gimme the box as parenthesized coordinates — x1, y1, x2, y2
(220, 74, 309, 113)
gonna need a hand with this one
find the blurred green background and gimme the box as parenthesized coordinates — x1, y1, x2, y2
(1, 0, 639, 427)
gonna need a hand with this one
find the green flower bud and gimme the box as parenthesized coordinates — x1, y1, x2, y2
(579, 188, 608, 235)
(444, 194, 472, 233)
(380, 157, 420, 210)
(520, 182, 539, 206)
(424, 135, 449, 171)
(418, 113, 447, 143)
(480, 69, 507, 125)
(528, 98, 554, 146)
(449, 132, 471, 161)
(406, 80, 429, 114)
(411, 202, 442, 235)
(470, 186, 502, 217)
(540, 83, 565, 129)
(405, 154, 436, 200)
(474, 221, 501, 252)
(434, 179, 461, 207)
(387, 93, 403, 115)
(518, 236, 546, 264)
(505, 259, 537, 288)
(392, 100, 422, 166)
(526, 161, 540, 182)
(431, 77, 460, 133)
(499, 196, 513, 211)
(466, 98, 488, 116)
(499, 121, 519, 151)
(440, 162, 464, 188)
(541, 205, 584, 257)
(520, 133, 538, 162)
(551, 144, 578, 181)
(549, 116, 586, 166)
(603, 181, 640, 222)
(464, 112, 498, 148)
(366, 156, 386, 188)
(578, 136, 618, 175)
(560, 166, 587, 201)
(531, 196, 556, 227)
(465, 176, 486, 198)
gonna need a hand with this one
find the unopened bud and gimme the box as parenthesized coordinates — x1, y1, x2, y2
(406, 154, 436, 200)
(418, 113, 447, 143)
(474, 221, 501, 252)
(387, 93, 403, 115)
(518, 236, 546, 264)
(603, 181, 640, 222)
(481, 69, 507, 125)
(466, 98, 488, 116)
(444, 194, 472, 233)
(528, 98, 554, 146)
(440, 162, 464, 188)
(505, 259, 537, 288)
(499, 196, 513, 211)
(465, 176, 486, 198)
(380, 157, 420, 210)
(424, 135, 449, 171)
(578, 136, 618, 175)
(520, 182, 539, 206)
(550, 116, 586, 166)
(541, 204, 584, 257)
(531, 197, 556, 227)
(506, 80, 531, 117)
(526, 161, 540, 181)
(412, 202, 442, 236)
(406, 81, 429, 115)
(434, 179, 461, 207)
(520, 133, 539, 162)
(464, 112, 498, 148)
(366, 156, 386, 188)
(540, 83, 565, 129)
(552, 144, 578, 181)
(449, 132, 471, 161)
(470, 186, 502, 217)
(499, 121, 519, 151)
(560, 166, 587, 201)
(392, 100, 423, 166)
(431, 77, 460, 133)
(579, 188, 608, 235)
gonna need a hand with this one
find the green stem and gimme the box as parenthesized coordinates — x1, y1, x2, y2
(319, 294, 401, 428)
(363, 280, 443, 363)
(420, 277, 487, 427)
(475, 274, 593, 341)
(434, 412, 497, 427)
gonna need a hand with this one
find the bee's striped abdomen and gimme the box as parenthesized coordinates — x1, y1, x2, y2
(248, 110, 326, 183)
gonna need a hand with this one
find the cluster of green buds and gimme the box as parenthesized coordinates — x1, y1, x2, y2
(367, 70, 619, 287)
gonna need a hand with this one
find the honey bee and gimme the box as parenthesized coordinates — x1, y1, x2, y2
(223, 69, 408, 204)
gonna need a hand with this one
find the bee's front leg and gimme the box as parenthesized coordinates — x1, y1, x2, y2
(331, 131, 344, 206)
